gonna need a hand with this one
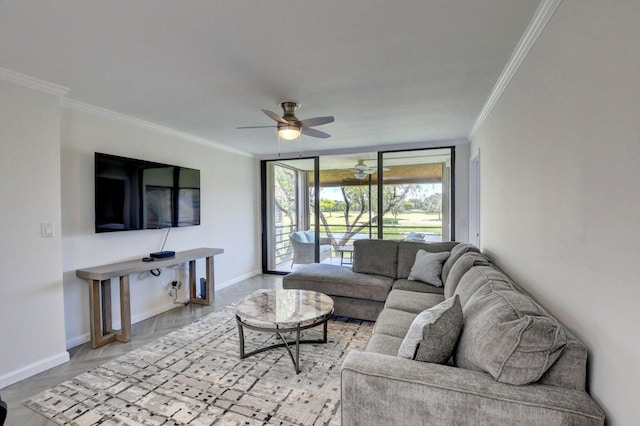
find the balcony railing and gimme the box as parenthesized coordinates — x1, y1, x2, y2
(319, 223, 442, 247)
(274, 223, 296, 266)
(272, 222, 444, 271)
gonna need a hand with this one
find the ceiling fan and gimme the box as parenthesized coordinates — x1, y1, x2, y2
(352, 160, 389, 179)
(237, 101, 334, 140)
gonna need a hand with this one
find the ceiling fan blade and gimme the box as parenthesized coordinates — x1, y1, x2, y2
(299, 116, 335, 127)
(236, 125, 277, 129)
(301, 127, 331, 139)
(262, 109, 289, 124)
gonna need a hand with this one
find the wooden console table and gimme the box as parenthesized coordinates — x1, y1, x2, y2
(76, 247, 224, 348)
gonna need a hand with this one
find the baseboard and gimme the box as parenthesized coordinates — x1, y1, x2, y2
(65, 333, 91, 349)
(216, 269, 261, 291)
(0, 351, 70, 390)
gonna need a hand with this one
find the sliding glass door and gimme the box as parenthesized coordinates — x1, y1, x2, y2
(262, 158, 319, 273)
(379, 148, 454, 241)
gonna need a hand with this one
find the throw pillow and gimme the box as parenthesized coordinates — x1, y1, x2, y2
(398, 295, 462, 363)
(408, 250, 450, 287)
(455, 281, 567, 385)
(303, 229, 315, 243)
(291, 232, 306, 243)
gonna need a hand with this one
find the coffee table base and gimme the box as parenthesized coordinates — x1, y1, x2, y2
(236, 314, 331, 374)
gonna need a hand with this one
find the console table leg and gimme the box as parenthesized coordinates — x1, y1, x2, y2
(116, 275, 131, 343)
(188, 257, 214, 306)
(205, 255, 214, 304)
(189, 260, 197, 301)
(100, 279, 112, 333)
(89, 279, 116, 348)
(89, 280, 101, 348)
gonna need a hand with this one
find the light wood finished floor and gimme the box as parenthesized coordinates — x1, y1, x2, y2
(1, 274, 283, 426)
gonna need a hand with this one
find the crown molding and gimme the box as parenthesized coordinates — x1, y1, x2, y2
(469, 0, 563, 140)
(0, 67, 70, 97)
(0, 68, 252, 157)
(61, 98, 253, 158)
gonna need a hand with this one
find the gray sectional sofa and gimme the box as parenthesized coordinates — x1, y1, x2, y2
(283, 239, 605, 425)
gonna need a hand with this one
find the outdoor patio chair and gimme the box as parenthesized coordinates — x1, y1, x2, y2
(290, 230, 332, 266)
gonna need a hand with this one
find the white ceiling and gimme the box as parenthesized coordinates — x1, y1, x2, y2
(0, 1, 541, 156)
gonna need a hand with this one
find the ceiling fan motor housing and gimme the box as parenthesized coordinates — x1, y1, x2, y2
(280, 101, 301, 124)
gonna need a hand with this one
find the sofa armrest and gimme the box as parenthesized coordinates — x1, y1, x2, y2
(341, 351, 604, 426)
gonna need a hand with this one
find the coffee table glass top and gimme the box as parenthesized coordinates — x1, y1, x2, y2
(236, 289, 334, 329)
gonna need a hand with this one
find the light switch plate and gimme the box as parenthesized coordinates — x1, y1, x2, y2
(41, 222, 55, 237)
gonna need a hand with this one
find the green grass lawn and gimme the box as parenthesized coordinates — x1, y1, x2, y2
(317, 210, 442, 237)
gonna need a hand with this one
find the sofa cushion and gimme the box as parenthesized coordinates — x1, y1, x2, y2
(365, 333, 404, 356)
(392, 279, 444, 295)
(331, 295, 385, 321)
(398, 295, 462, 363)
(455, 281, 568, 385)
(282, 263, 393, 302)
(408, 250, 450, 287)
(385, 289, 445, 314)
(453, 265, 506, 307)
(444, 252, 490, 298)
(397, 241, 459, 279)
(353, 240, 399, 278)
(441, 243, 480, 284)
(373, 308, 417, 338)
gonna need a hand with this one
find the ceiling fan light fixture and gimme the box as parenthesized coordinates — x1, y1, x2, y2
(354, 160, 369, 170)
(278, 124, 301, 140)
(354, 172, 367, 179)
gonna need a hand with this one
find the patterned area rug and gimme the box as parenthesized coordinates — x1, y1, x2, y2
(24, 307, 373, 425)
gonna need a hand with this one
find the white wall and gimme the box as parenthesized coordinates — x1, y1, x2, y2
(0, 81, 69, 388)
(61, 106, 261, 348)
(470, 1, 640, 423)
(454, 142, 470, 242)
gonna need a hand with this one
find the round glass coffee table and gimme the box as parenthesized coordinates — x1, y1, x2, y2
(235, 289, 334, 374)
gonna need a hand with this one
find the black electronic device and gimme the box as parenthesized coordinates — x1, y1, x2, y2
(148, 226, 174, 259)
(149, 251, 176, 259)
(94, 152, 201, 233)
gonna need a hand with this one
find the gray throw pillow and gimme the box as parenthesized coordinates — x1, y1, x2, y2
(455, 281, 567, 385)
(398, 295, 462, 363)
(408, 250, 450, 287)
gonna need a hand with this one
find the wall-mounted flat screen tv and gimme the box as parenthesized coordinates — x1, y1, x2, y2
(95, 152, 201, 233)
